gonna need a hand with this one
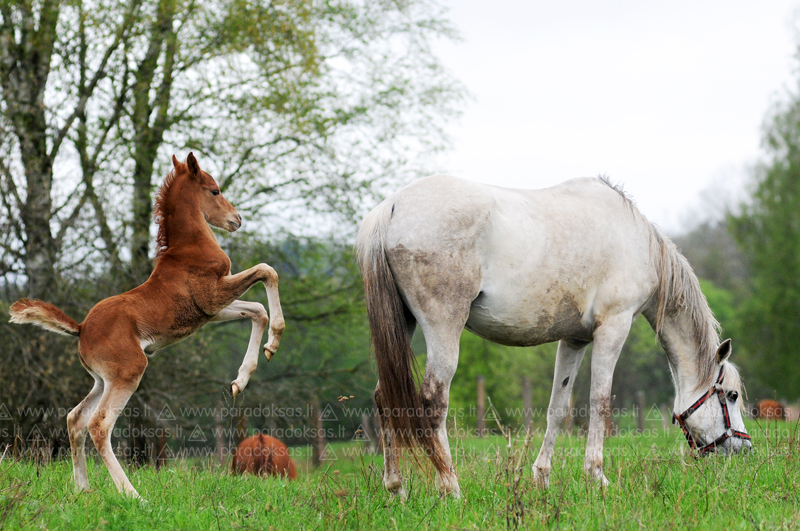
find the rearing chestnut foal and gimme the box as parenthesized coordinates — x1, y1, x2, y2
(9, 153, 284, 498)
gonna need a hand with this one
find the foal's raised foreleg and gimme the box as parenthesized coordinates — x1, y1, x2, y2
(584, 312, 632, 486)
(216, 264, 285, 363)
(533, 339, 587, 487)
(210, 300, 269, 397)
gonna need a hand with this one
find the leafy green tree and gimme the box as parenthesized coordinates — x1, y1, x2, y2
(0, 0, 463, 458)
(727, 86, 800, 400)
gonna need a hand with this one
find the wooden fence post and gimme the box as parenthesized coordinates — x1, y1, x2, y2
(522, 375, 532, 431)
(476, 375, 486, 437)
(636, 390, 646, 432)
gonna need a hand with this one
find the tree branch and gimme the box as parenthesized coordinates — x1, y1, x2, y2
(48, 0, 142, 164)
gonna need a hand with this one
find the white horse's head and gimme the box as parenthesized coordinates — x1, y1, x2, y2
(673, 339, 752, 455)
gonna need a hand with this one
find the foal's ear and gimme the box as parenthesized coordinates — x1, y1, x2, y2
(716, 338, 732, 363)
(186, 152, 200, 178)
(172, 154, 182, 170)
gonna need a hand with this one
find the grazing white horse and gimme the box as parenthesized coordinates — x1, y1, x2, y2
(357, 175, 750, 499)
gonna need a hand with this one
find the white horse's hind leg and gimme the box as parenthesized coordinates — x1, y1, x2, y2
(67, 376, 104, 491)
(533, 339, 587, 487)
(375, 382, 406, 500)
(584, 312, 633, 486)
(419, 326, 462, 498)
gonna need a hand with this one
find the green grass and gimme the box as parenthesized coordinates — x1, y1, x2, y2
(2, 419, 799, 530)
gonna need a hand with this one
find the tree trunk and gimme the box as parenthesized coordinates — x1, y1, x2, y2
(128, 0, 178, 286)
(0, 1, 62, 298)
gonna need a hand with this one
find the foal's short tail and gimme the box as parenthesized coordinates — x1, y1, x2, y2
(356, 203, 448, 476)
(9, 298, 81, 337)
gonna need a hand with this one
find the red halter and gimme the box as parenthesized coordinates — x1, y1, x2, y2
(672, 366, 751, 456)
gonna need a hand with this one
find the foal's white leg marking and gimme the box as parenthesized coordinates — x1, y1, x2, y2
(533, 339, 587, 487)
(585, 312, 633, 486)
(257, 265, 284, 360)
(210, 300, 269, 397)
(67, 377, 104, 491)
(88, 381, 143, 498)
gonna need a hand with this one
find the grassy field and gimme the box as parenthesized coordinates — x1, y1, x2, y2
(1, 419, 799, 530)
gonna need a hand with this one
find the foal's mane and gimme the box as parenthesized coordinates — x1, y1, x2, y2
(153, 169, 178, 262)
(599, 177, 721, 389)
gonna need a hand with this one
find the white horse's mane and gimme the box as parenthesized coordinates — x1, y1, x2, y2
(599, 177, 722, 390)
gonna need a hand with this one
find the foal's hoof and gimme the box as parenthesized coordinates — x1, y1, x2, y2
(230, 382, 241, 397)
(264, 345, 275, 361)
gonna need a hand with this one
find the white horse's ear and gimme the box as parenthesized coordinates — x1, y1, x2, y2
(716, 338, 732, 363)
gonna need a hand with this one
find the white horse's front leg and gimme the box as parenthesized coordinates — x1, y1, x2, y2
(533, 339, 587, 487)
(585, 312, 632, 486)
(211, 300, 269, 397)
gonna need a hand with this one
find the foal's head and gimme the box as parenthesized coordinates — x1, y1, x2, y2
(171, 153, 241, 232)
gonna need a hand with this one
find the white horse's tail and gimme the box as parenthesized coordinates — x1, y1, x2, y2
(356, 202, 448, 475)
(9, 298, 81, 337)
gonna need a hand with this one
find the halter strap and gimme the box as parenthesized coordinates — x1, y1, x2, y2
(672, 366, 751, 456)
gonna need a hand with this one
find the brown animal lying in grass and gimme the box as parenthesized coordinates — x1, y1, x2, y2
(755, 399, 787, 420)
(231, 434, 297, 479)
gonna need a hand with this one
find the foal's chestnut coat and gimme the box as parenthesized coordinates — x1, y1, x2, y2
(10, 153, 285, 498)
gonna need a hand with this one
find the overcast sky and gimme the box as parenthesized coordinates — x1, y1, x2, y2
(434, 1, 800, 233)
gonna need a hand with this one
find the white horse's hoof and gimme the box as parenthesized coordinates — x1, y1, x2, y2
(230, 382, 241, 397)
(263, 345, 275, 361)
(533, 465, 550, 488)
(589, 473, 609, 487)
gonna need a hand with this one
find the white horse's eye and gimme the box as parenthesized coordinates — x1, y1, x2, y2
(727, 390, 739, 402)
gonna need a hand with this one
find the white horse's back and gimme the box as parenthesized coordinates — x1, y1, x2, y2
(378, 175, 658, 347)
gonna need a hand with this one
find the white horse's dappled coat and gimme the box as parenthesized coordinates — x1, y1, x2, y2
(357, 175, 750, 498)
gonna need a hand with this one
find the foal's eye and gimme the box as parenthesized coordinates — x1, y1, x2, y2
(727, 391, 739, 402)
(211, 189, 220, 196)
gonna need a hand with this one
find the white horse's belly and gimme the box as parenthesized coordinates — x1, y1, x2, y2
(465, 287, 594, 347)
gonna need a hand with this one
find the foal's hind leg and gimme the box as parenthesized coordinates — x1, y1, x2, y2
(67, 375, 104, 491)
(533, 339, 587, 487)
(87, 348, 148, 498)
(584, 312, 632, 486)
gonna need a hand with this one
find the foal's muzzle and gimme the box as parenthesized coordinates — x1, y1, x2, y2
(228, 214, 243, 232)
